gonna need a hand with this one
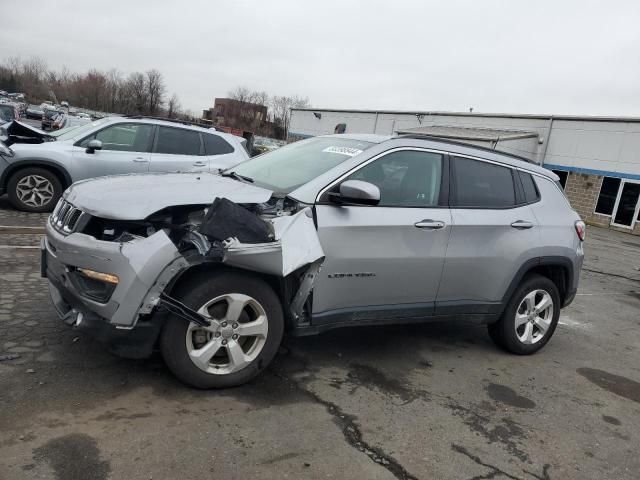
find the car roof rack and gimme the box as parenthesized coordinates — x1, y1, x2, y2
(393, 133, 536, 164)
(125, 116, 221, 131)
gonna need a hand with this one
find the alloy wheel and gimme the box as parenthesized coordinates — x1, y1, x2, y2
(186, 293, 269, 375)
(515, 289, 554, 345)
(15, 175, 55, 208)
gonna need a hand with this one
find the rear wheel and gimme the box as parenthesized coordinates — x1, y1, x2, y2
(488, 274, 560, 355)
(7, 167, 62, 212)
(160, 271, 284, 388)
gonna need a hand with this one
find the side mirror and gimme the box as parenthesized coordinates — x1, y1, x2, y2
(329, 180, 380, 206)
(86, 139, 102, 154)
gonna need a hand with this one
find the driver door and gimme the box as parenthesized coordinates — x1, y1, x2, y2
(73, 123, 153, 180)
(312, 149, 452, 324)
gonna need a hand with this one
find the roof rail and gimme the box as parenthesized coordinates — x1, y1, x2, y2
(125, 115, 220, 131)
(393, 133, 536, 164)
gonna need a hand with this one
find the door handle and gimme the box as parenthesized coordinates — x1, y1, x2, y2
(511, 220, 534, 229)
(193, 161, 207, 167)
(414, 219, 446, 230)
(132, 157, 149, 163)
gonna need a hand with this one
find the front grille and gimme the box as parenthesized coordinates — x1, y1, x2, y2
(50, 199, 87, 234)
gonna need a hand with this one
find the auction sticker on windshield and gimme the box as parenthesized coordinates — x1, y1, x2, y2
(322, 146, 363, 157)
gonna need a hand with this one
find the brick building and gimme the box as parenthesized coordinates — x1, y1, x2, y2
(203, 98, 280, 138)
(289, 108, 640, 235)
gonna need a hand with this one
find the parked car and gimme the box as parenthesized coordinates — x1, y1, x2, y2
(39, 134, 585, 389)
(51, 113, 91, 130)
(252, 136, 284, 156)
(25, 104, 45, 119)
(0, 103, 20, 124)
(41, 108, 63, 130)
(0, 117, 250, 211)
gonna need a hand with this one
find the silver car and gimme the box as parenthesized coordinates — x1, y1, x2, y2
(41, 134, 585, 388)
(0, 117, 249, 212)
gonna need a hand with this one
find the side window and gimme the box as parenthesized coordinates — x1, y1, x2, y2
(154, 126, 202, 156)
(519, 171, 540, 203)
(203, 133, 234, 155)
(79, 123, 153, 152)
(347, 150, 443, 207)
(594, 177, 621, 216)
(452, 157, 516, 208)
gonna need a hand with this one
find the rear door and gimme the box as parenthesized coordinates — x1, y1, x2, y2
(150, 126, 209, 172)
(72, 122, 153, 179)
(313, 148, 451, 323)
(436, 156, 540, 314)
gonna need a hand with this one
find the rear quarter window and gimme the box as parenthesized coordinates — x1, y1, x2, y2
(203, 133, 234, 155)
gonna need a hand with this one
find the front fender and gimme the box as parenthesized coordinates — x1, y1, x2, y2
(0, 157, 72, 188)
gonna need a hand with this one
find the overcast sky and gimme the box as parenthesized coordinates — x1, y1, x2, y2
(2, 0, 640, 116)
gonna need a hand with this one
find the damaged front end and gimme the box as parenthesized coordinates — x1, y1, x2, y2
(43, 191, 324, 356)
(147, 197, 325, 328)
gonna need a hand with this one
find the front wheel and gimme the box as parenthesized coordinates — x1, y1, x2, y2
(488, 274, 560, 355)
(160, 270, 284, 388)
(7, 167, 62, 212)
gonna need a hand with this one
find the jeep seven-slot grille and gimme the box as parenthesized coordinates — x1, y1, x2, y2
(50, 200, 86, 234)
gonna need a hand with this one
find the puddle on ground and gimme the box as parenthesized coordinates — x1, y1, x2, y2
(32, 433, 110, 480)
(485, 383, 536, 409)
(577, 368, 640, 404)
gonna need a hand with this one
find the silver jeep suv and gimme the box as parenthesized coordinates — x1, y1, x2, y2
(41, 134, 585, 388)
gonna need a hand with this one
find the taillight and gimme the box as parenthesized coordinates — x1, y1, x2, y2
(575, 220, 586, 241)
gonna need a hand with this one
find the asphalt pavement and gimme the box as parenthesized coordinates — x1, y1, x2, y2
(0, 204, 639, 480)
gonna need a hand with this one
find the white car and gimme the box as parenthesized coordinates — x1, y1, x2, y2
(0, 117, 250, 211)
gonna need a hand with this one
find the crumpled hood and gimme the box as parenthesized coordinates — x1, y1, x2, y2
(65, 172, 273, 220)
(0, 120, 54, 145)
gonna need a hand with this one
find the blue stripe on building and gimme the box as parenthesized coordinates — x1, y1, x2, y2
(544, 164, 640, 181)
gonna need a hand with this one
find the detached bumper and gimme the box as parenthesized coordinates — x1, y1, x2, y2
(42, 221, 186, 357)
(47, 281, 162, 359)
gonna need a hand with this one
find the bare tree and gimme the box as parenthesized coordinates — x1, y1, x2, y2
(167, 93, 181, 118)
(228, 86, 251, 103)
(145, 69, 165, 115)
(270, 94, 310, 134)
(126, 72, 148, 114)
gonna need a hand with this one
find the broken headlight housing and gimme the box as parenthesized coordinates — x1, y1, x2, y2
(68, 268, 118, 303)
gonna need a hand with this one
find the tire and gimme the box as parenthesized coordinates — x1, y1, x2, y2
(7, 167, 63, 212)
(160, 270, 284, 389)
(488, 274, 560, 355)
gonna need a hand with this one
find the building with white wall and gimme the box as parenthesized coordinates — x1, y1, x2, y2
(289, 108, 640, 235)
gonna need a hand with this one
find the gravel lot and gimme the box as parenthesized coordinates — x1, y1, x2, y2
(0, 203, 639, 480)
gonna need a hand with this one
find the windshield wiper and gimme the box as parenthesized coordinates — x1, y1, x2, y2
(220, 171, 254, 183)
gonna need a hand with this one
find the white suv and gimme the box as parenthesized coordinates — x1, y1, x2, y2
(0, 117, 249, 212)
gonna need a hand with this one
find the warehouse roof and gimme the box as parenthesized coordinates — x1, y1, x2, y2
(395, 125, 538, 142)
(291, 108, 640, 123)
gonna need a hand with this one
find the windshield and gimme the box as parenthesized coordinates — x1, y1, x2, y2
(50, 118, 110, 141)
(229, 137, 374, 193)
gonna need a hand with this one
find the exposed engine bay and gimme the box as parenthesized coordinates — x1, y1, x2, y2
(58, 193, 325, 328)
